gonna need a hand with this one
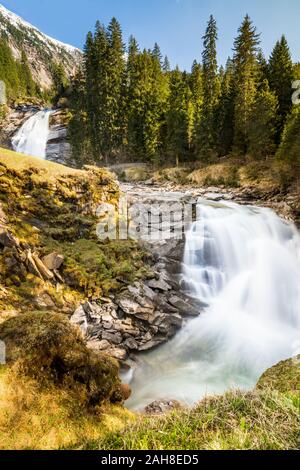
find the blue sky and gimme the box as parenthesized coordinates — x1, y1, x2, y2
(1, 0, 299, 70)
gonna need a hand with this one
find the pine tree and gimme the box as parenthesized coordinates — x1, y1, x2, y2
(215, 57, 235, 156)
(163, 56, 171, 73)
(189, 60, 203, 153)
(152, 43, 163, 67)
(233, 15, 260, 154)
(127, 49, 168, 162)
(0, 38, 20, 100)
(101, 17, 126, 162)
(84, 27, 104, 160)
(165, 68, 193, 165)
(19, 50, 36, 97)
(256, 49, 269, 88)
(276, 104, 300, 181)
(51, 61, 68, 98)
(68, 67, 91, 167)
(197, 15, 220, 159)
(248, 79, 278, 159)
(268, 36, 294, 141)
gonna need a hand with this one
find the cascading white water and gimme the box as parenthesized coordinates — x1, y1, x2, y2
(12, 110, 52, 159)
(126, 199, 300, 410)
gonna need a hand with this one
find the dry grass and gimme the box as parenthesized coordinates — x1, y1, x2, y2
(0, 366, 133, 450)
(0, 147, 83, 178)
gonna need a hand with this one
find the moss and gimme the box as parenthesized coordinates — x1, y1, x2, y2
(257, 356, 300, 394)
(0, 148, 150, 310)
(0, 311, 127, 407)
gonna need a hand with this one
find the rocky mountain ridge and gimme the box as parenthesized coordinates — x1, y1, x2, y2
(0, 4, 81, 89)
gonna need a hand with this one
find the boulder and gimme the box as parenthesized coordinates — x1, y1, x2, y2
(32, 253, 54, 280)
(87, 339, 111, 351)
(42, 252, 64, 271)
(0, 229, 20, 248)
(107, 347, 128, 361)
(168, 294, 201, 317)
(102, 331, 123, 345)
(145, 399, 182, 414)
(147, 277, 172, 292)
(70, 305, 88, 334)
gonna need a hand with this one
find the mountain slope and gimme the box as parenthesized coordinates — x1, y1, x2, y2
(0, 4, 81, 89)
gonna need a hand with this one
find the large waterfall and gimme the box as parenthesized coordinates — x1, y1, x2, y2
(127, 200, 300, 410)
(12, 110, 52, 159)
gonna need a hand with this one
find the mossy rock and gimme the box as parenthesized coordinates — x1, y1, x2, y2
(0, 311, 128, 407)
(256, 356, 300, 393)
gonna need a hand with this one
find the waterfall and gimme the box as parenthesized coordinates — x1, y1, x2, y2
(126, 200, 300, 410)
(12, 110, 53, 159)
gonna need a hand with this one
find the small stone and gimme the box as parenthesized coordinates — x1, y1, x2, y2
(42, 252, 64, 271)
(0, 230, 19, 248)
(107, 347, 128, 361)
(145, 400, 182, 414)
(147, 278, 172, 292)
(102, 331, 123, 345)
(87, 339, 110, 351)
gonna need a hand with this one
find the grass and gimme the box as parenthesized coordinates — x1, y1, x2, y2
(0, 147, 83, 178)
(0, 147, 151, 310)
(82, 390, 300, 451)
(0, 365, 134, 450)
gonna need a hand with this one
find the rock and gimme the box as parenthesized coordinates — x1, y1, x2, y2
(32, 253, 54, 280)
(0, 204, 7, 227)
(107, 347, 128, 361)
(26, 250, 44, 280)
(70, 305, 88, 334)
(153, 295, 179, 313)
(145, 400, 182, 414)
(138, 338, 165, 351)
(87, 339, 111, 351)
(123, 337, 139, 350)
(42, 252, 64, 271)
(147, 277, 172, 292)
(0, 229, 19, 248)
(34, 292, 56, 309)
(168, 294, 201, 317)
(102, 331, 123, 345)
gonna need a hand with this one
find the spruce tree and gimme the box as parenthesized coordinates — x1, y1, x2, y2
(215, 58, 235, 156)
(233, 15, 260, 155)
(276, 104, 300, 181)
(197, 15, 220, 159)
(21, 51, 35, 96)
(152, 43, 163, 67)
(106, 17, 126, 160)
(268, 36, 294, 141)
(166, 68, 193, 165)
(163, 56, 171, 73)
(0, 38, 20, 100)
(68, 67, 91, 167)
(189, 60, 203, 153)
(248, 79, 278, 159)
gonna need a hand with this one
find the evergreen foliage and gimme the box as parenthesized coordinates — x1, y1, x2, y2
(68, 15, 298, 177)
(0, 38, 39, 101)
(268, 36, 294, 141)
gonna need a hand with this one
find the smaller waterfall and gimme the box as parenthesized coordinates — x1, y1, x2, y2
(12, 110, 53, 159)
